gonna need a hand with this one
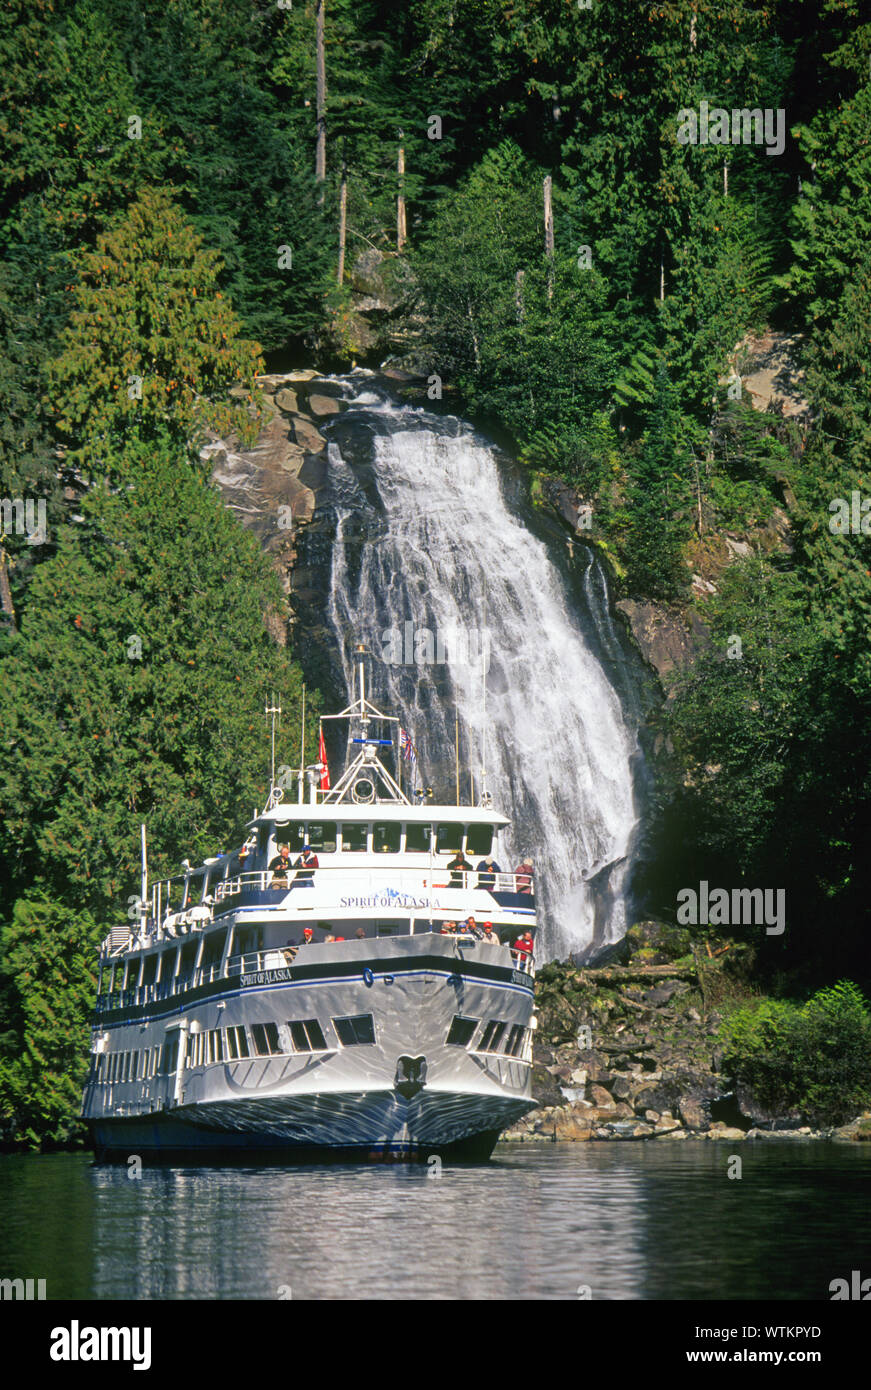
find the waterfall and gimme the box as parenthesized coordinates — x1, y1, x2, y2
(318, 375, 641, 960)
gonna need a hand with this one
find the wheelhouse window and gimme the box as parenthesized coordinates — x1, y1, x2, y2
(273, 821, 295, 848)
(340, 823, 369, 853)
(333, 1014, 375, 1046)
(446, 1016, 478, 1047)
(304, 822, 337, 853)
(505, 1024, 525, 1056)
(404, 822, 432, 853)
(436, 823, 464, 854)
(373, 822, 402, 853)
(141, 953, 158, 988)
(466, 824, 495, 857)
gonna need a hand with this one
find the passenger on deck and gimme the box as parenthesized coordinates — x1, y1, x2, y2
(512, 930, 534, 967)
(269, 844, 293, 887)
(463, 915, 483, 939)
(476, 856, 501, 889)
(355, 928, 367, 940)
(481, 921, 500, 946)
(291, 844, 319, 887)
(440, 920, 457, 934)
(514, 858, 534, 894)
(282, 937, 298, 963)
(298, 926, 315, 947)
(446, 851, 472, 888)
(324, 934, 336, 942)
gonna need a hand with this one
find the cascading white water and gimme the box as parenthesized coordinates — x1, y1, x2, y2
(324, 376, 639, 960)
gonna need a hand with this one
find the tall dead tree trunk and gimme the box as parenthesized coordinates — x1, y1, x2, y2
(0, 544, 16, 626)
(397, 135, 407, 251)
(543, 175, 554, 300)
(337, 164, 347, 285)
(315, 0, 326, 201)
(515, 268, 525, 323)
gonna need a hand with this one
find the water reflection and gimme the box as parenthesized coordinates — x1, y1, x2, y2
(1, 1144, 868, 1300)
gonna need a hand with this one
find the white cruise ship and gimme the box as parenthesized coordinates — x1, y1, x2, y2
(82, 649, 538, 1161)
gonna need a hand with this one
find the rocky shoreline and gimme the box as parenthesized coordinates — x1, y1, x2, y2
(503, 922, 871, 1144)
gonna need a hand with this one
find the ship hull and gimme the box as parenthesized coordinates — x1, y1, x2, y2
(84, 935, 536, 1165)
(88, 1087, 529, 1162)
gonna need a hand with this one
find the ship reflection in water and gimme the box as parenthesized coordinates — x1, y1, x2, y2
(2, 1144, 868, 1300)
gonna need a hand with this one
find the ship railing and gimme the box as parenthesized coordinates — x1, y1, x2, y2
(94, 932, 535, 1013)
(147, 863, 535, 930)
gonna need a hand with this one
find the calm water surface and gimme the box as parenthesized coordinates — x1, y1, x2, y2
(1, 1143, 869, 1300)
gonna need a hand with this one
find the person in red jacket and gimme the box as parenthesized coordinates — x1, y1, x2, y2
(512, 931, 534, 968)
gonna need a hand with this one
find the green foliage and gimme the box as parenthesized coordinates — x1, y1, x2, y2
(0, 432, 319, 916)
(0, 896, 101, 1147)
(49, 188, 264, 461)
(721, 981, 871, 1126)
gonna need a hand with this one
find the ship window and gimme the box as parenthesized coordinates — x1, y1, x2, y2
(333, 1014, 375, 1046)
(201, 930, 227, 970)
(479, 1021, 507, 1052)
(306, 822, 337, 853)
(225, 1027, 238, 1060)
(179, 941, 198, 982)
(141, 954, 158, 988)
(446, 1016, 478, 1047)
(207, 1029, 224, 1064)
(165, 1035, 180, 1074)
(235, 1026, 250, 1058)
(436, 823, 464, 854)
(404, 822, 432, 853)
(466, 824, 495, 857)
(252, 1022, 281, 1056)
(289, 1019, 327, 1052)
(405, 817, 433, 850)
(235, 927, 262, 960)
(340, 823, 369, 853)
(505, 1024, 525, 1056)
(373, 822, 401, 853)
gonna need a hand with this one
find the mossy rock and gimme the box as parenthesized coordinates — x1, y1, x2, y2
(627, 920, 694, 963)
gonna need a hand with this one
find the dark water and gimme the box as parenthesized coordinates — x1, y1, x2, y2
(1, 1143, 869, 1301)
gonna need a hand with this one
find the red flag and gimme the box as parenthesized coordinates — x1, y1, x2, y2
(317, 727, 330, 790)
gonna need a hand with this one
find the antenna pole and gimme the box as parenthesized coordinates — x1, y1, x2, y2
(140, 823, 148, 934)
(300, 685, 306, 773)
(455, 708, 460, 806)
(265, 693, 282, 790)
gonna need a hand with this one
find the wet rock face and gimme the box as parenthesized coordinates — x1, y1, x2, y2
(205, 372, 343, 617)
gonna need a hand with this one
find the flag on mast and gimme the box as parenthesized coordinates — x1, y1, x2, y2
(399, 727, 418, 789)
(317, 726, 330, 790)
